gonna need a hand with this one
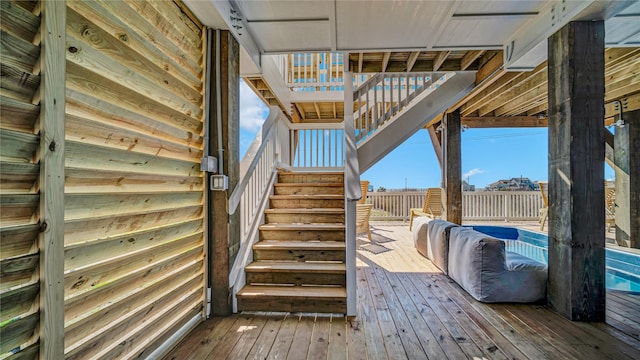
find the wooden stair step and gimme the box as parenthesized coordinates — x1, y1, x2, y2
(245, 261, 345, 273)
(264, 208, 344, 224)
(269, 195, 344, 209)
(253, 240, 346, 261)
(253, 240, 346, 250)
(270, 195, 344, 200)
(236, 285, 347, 313)
(259, 224, 345, 231)
(245, 261, 345, 286)
(264, 208, 344, 214)
(259, 224, 345, 241)
(274, 183, 344, 195)
(277, 172, 344, 184)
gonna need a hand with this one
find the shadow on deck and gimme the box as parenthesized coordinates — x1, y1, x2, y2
(165, 224, 640, 359)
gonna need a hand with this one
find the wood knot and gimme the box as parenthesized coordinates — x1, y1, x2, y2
(119, 33, 128, 42)
(68, 46, 78, 54)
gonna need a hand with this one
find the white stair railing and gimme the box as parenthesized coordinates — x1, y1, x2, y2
(353, 72, 447, 142)
(228, 106, 290, 310)
(289, 123, 345, 170)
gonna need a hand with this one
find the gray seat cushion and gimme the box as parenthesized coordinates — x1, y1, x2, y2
(425, 219, 458, 274)
(412, 216, 431, 257)
(448, 227, 547, 303)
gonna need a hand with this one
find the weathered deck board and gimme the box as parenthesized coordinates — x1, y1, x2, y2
(166, 224, 640, 359)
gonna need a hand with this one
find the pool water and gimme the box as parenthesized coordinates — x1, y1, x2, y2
(471, 226, 640, 293)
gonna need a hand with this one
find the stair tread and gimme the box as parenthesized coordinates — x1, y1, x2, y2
(278, 171, 343, 175)
(237, 285, 346, 298)
(275, 183, 343, 187)
(260, 224, 345, 230)
(253, 240, 345, 250)
(270, 195, 344, 199)
(246, 261, 345, 273)
(264, 208, 344, 214)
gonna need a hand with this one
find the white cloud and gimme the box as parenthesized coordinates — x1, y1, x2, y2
(239, 80, 269, 132)
(463, 168, 485, 179)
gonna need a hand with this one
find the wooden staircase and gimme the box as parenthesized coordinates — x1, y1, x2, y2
(236, 171, 347, 313)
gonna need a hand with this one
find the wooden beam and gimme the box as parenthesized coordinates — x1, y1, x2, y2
(313, 102, 322, 119)
(294, 103, 306, 121)
(615, 109, 640, 248)
(479, 69, 547, 116)
(526, 103, 548, 116)
(459, 70, 516, 116)
(462, 116, 547, 128)
(210, 30, 240, 316)
(444, 110, 462, 225)
(407, 51, 420, 72)
(381, 52, 390, 73)
(629, 110, 640, 248)
(433, 51, 450, 72)
(460, 50, 484, 71)
(358, 52, 363, 73)
(40, 0, 66, 358)
(332, 102, 337, 119)
(547, 21, 605, 322)
(475, 50, 503, 84)
(606, 92, 640, 118)
(613, 123, 630, 246)
(605, 127, 616, 169)
(427, 125, 442, 169)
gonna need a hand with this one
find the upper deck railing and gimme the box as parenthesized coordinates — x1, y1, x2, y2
(272, 53, 370, 92)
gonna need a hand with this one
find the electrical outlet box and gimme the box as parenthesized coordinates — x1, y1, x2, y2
(210, 175, 228, 191)
(200, 156, 217, 173)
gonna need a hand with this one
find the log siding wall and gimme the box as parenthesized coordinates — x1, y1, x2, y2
(63, 1, 206, 358)
(1, 1, 44, 358)
(1, 1, 207, 358)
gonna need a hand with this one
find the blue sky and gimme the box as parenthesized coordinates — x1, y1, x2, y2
(239, 80, 613, 190)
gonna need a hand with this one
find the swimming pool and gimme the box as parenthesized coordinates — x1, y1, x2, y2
(471, 225, 640, 293)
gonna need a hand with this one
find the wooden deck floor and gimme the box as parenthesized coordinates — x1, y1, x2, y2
(165, 224, 640, 359)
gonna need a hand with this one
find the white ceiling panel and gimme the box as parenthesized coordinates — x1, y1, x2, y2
(606, 16, 640, 44)
(454, 0, 546, 15)
(434, 18, 523, 48)
(237, 0, 333, 21)
(604, 2, 640, 46)
(624, 32, 640, 46)
(250, 20, 332, 52)
(335, 1, 456, 50)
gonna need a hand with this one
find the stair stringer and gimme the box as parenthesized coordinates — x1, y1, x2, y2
(357, 72, 476, 173)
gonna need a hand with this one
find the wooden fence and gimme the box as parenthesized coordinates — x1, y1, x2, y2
(367, 191, 544, 221)
(1, 1, 206, 358)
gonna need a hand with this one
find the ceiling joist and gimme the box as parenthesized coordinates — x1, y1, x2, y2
(433, 51, 450, 72)
(407, 51, 420, 72)
(381, 52, 391, 73)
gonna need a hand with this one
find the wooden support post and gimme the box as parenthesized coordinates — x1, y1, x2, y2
(40, 0, 66, 358)
(547, 21, 605, 321)
(444, 110, 462, 225)
(629, 110, 640, 249)
(427, 124, 443, 170)
(615, 109, 640, 248)
(210, 30, 240, 316)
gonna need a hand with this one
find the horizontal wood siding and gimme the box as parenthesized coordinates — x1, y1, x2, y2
(62, 1, 205, 358)
(0, 1, 42, 358)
